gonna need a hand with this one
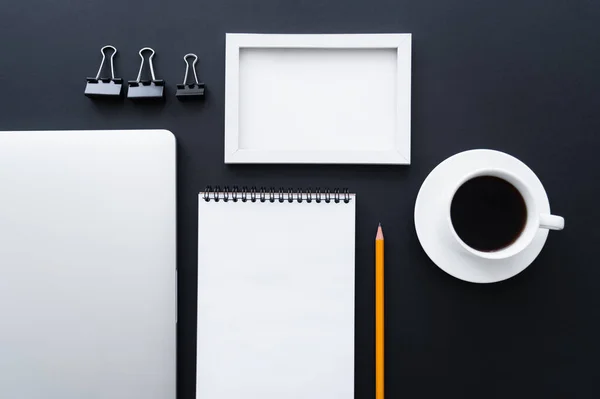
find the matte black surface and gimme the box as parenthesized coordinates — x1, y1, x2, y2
(1, 0, 599, 397)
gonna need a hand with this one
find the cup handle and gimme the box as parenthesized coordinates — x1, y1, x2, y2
(539, 214, 565, 230)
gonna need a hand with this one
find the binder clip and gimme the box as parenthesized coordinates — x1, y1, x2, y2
(127, 47, 165, 100)
(176, 53, 205, 100)
(85, 45, 123, 98)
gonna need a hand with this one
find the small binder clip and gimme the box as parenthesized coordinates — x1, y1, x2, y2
(127, 47, 165, 100)
(176, 54, 205, 100)
(85, 45, 123, 98)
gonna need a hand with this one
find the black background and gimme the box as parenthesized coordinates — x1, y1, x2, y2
(1, 0, 599, 397)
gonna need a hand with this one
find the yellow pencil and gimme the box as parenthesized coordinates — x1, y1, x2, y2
(376, 223, 385, 399)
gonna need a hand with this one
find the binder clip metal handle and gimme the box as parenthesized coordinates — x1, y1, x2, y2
(127, 47, 165, 100)
(85, 45, 123, 98)
(176, 53, 205, 100)
(96, 45, 118, 80)
(182, 53, 199, 86)
(135, 47, 157, 82)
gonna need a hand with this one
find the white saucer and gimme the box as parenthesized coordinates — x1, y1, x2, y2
(414, 149, 550, 283)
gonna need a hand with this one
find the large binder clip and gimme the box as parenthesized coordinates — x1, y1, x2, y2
(127, 47, 165, 100)
(176, 53, 205, 100)
(85, 45, 123, 98)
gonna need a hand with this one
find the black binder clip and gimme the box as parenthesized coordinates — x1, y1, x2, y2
(176, 53, 205, 100)
(127, 47, 165, 100)
(85, 45, 123, 98)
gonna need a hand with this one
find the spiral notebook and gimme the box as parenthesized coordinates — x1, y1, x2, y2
(197, 188, 356, 399)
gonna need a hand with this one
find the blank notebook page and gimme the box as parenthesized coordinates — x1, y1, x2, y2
(197, 194, 356, 399)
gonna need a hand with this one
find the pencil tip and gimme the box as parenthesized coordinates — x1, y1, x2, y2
(378, 222, 381, 227)
(376, 223, 384, 239)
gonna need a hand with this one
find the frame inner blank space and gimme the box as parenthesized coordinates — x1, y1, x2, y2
(238, 48, 397, 152)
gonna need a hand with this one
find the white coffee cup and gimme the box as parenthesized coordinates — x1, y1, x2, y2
(447, 168, 564, 260)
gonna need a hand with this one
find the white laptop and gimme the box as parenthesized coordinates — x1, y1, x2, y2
(0, 130, 177, 399)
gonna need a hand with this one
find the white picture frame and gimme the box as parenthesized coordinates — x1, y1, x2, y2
(224, 33, 412, 165)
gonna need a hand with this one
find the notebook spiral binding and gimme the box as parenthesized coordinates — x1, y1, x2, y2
(202, 186, 352, 204)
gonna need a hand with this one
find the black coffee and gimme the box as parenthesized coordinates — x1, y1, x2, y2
(450, 176, 527, 252)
